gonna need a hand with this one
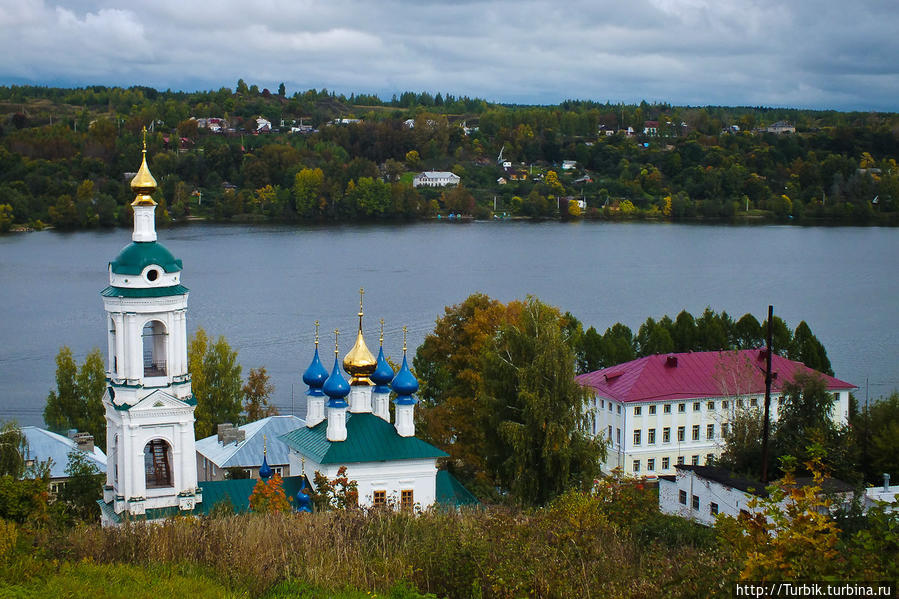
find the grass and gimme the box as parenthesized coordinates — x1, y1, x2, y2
(0, 488, 737, 598)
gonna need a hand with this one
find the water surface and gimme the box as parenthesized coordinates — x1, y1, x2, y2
(1, 221, 896, 425)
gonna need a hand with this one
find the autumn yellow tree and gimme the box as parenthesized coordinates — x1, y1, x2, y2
(248, 473, 291, 513)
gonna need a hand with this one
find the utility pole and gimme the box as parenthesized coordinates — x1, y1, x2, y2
(761, 304, 773, 483)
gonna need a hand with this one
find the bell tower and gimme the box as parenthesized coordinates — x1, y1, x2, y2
(100, 130, 201, 523)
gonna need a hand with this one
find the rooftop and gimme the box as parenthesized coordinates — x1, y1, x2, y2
(195, 415, 305, 468)
(576, 350, 855, 403)
(281, 412, 448, 465)
(22, 426, 107, 479)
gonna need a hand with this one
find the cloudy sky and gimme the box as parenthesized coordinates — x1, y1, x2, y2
(1, 0, 897, 111)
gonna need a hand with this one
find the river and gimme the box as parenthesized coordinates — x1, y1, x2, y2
(1, 221, 896, 426)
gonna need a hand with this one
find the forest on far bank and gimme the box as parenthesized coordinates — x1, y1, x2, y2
(1, 82, 898, 231)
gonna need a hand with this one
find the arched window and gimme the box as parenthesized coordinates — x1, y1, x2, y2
(142, 320, 167, 377)
(144, 439, 173, 488)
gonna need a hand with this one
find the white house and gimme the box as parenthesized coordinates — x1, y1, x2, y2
(98, 134, 202, 525)
(561, 160, 577, 170)
(576, 350, 855, 477)
(412, 171, 461, 188)
(659, 465, 856, 525)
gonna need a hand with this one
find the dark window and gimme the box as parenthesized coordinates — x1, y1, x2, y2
(692, 495, 700, 510)
(679, 490, 687, 505)
(144, 439, 173, 488)
(710, 502, 719, 516)
(373, 490, 387, 507)
(401, 489, 414, 511)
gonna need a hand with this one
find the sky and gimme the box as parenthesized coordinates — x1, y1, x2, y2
(1, 0, 898, 112)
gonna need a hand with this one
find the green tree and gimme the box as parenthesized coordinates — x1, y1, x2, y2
(292, 167, 324, 217)
(242, 367, 277, 422)
(43, 348, 106, 447)
(191, 329, 243, 439)
(414, 294, 517, 491)
(58, 449, 103, 522)
(480, 297, 605, 505)
(855, 392, 899, 483)
(0, 422, 27, 478)
(733, 313, 763, 348)
(0, 203, 13, 232)
(789, 321, 832, 375)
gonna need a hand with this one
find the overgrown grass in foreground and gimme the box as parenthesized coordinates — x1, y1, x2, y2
(3, 491, 733, 599)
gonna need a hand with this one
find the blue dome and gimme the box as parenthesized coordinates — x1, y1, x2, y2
(295, 479, 313, 513)
(323, 355, 350, 404)
(302, 347, 329, 393)
(391, 354, 419, 399)
(259, 455, 272, 480)
(370, 346, 395, 389)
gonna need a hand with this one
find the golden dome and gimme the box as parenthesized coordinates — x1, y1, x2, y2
(130, 127, 157, 206)
(342, 289, 376, 384)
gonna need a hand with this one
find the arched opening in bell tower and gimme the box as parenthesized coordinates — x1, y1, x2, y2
(108, 317, 117, 376)
(142, 320, 167, 377)
(144, 439, 173, 488)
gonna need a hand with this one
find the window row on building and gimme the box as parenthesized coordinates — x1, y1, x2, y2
(631, 453, 716, 473)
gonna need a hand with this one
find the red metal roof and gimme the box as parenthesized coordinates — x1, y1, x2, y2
(575, 350, 855, 403)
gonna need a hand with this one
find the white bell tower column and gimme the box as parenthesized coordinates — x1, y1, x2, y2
(100, 130, 201, 524)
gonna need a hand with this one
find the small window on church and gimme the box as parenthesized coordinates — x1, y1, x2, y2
(401, 489, 414, 511)
(146, 268, 159, 282)
(144, 439, 173, 488)
(373, 490, 386, 507)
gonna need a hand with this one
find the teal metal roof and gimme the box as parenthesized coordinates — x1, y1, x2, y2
(280, 413, 448, 464)
(97, 475, 312, 521)
(110, 241, 183, 275)
(435, 470, 479, 507)
(101, 284, 189, 298)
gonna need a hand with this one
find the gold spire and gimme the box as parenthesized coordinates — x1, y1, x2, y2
(342, 288, 377, 384)
(314, 320, 320, 347)
(403, 326, 408, 354)
(379, 318, 385, 346)
(130, 126, 157, 206)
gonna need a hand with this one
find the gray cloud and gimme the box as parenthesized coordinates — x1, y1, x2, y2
(1, 0, 897, 110)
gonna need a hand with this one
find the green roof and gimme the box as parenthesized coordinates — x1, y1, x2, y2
(97, 475, 312, 521)
(101, 284, 189, 298)
(280, 413, 448, 464)
(110, 241, 182, 275)
(435, 470, 480, 507)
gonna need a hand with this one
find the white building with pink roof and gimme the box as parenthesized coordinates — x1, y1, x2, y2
(575, 350, 855, 477)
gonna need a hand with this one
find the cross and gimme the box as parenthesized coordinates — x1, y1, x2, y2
(403, 326, 408, 353)
(314, 320, 319, 346)
(379, 318, 385, 345)
(334, 329, 339, 355)
(141, 126, 147, 152)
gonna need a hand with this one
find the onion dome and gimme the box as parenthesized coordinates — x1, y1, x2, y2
(391, 328, 418, 405)
(371, 346, 395, 392)
(259, 454, 272, 481)
(130, 127, 157, 206)
(259, 435, 272, 480)
(295, 479, 313, 513)
(323, 354, 350, 406)
(342, 289, 376, 384)
(302, 323, 329, 395)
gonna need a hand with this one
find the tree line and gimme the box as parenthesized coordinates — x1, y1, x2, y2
(2, 83, 899, 231)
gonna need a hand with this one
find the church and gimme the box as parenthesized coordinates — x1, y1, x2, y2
(98, 138, 473, 525)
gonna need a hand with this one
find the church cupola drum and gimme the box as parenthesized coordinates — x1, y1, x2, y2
(99, 130, 201, 524)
